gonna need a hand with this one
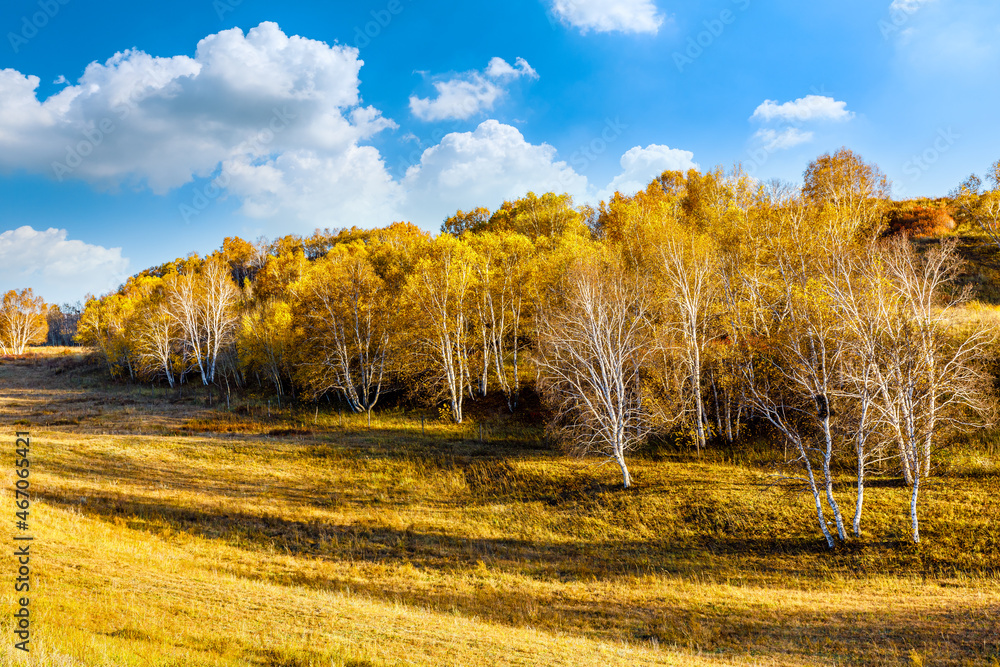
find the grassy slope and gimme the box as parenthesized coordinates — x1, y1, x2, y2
(1, 349, 999, 666)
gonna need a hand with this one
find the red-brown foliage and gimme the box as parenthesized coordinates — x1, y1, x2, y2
(884, 205, 956, 238)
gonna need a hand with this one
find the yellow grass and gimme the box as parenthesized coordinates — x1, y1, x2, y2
(1, 348, 999, 666)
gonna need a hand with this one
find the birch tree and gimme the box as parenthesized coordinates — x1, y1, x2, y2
(292, 242, 393, 416)
(0, 289, 48, 355)
(139, 298, 180, 387)
(952, 160, 1000, 249)
(168, 256, 239, 385)
(405, 235, 476, 424)
(778, 249, 849, 542)
(723, 201, 851, 548)
(725, 269, 841, 548)
(535, 257, 651, 489)
(875, 238, 993, 542)
(132, 275, 182, 388)
(653, 236, 721, 455)
(822, 247, 897, 537)
(466, 230, 534, 407)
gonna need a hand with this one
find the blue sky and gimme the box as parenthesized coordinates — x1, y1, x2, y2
(1, 0, 999, 304)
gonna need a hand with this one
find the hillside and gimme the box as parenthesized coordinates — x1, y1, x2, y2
(1, 349, 998, 666)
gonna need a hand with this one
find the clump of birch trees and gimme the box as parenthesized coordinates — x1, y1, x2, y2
(75, 150, 997, 545)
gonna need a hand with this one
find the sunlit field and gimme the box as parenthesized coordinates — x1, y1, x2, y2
(2, 348, 999, 666)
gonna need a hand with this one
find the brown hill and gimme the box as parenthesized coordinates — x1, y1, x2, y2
(884, 204, 957, 238)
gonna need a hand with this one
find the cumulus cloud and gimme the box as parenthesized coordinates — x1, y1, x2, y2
(0, 227, 129, 302)
(0, 22, 701, 237)
(485, 56, 538, 80)
(751, 95, 854, 123)
(222, 145, 402, 224)
(0, 22, 398, 228)
(409, 57, 538, 122)
(548, 0, 665, 35)
(402, 120, 588, 227)
(600, 144, 698, 199)
(0, 24, 569, 232)
(754, 128, 814, 152)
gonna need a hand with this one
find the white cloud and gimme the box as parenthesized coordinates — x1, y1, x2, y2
(486, 56, 538, 80)
(1, 22, 707, 239)
(549, 0, 665, 35)
(222, 145, 402, 225)
(0, 227, 129, 302)
(409, 57, 538, 122)
(402, 120, 588, 227)
(0, 22, 397, 224)
(0, 25, 564, 233)
(751, 95, 854, 123)
(600, 144, 698, 199)
(754, 128, 814, 152)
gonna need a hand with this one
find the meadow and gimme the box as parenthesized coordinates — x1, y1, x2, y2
(1, 348, 999, 666)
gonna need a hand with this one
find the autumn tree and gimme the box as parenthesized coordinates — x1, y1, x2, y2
(0, 289, 48, 355)
(76, 293, 138, 378)
(291, 242, 394, 416)
(465, 230, 535, 406)
(405, 234, 476, 423)
(535, 255, 651, 489)
(252, 241, 309, 303)
(488, 192, 588, 242)
(952, 159, 1000, 249)
(681, 168, 733, 236)
(803, 148, 890, 241)
(129, 274, 184, 387)
(873, 238, 993, 542)
(723, 202, 851, 548)
(597, 176, 682, 270)
(220, 236, 261, 287)
(303, 227, 357, 260)
(822, 246, 896, 536)
(168, 256, 239, 385)
(235, 298, 292, 399)
(653, 235, 722, 455)
(46, 302, 82, 346)
(442, 207, 491, 236)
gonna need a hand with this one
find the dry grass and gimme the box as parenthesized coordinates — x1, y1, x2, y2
(1, 348, 999, 666)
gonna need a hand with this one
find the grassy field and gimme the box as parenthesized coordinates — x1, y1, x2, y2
(1, 349, 999, 666)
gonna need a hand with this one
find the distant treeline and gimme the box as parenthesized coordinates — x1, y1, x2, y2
(65, 148, 1000, 546)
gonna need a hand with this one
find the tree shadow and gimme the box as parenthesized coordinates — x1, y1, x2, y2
(47, 487, 1000, 665)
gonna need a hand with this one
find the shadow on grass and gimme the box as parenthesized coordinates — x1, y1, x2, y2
(53, 487, 1000, 665)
